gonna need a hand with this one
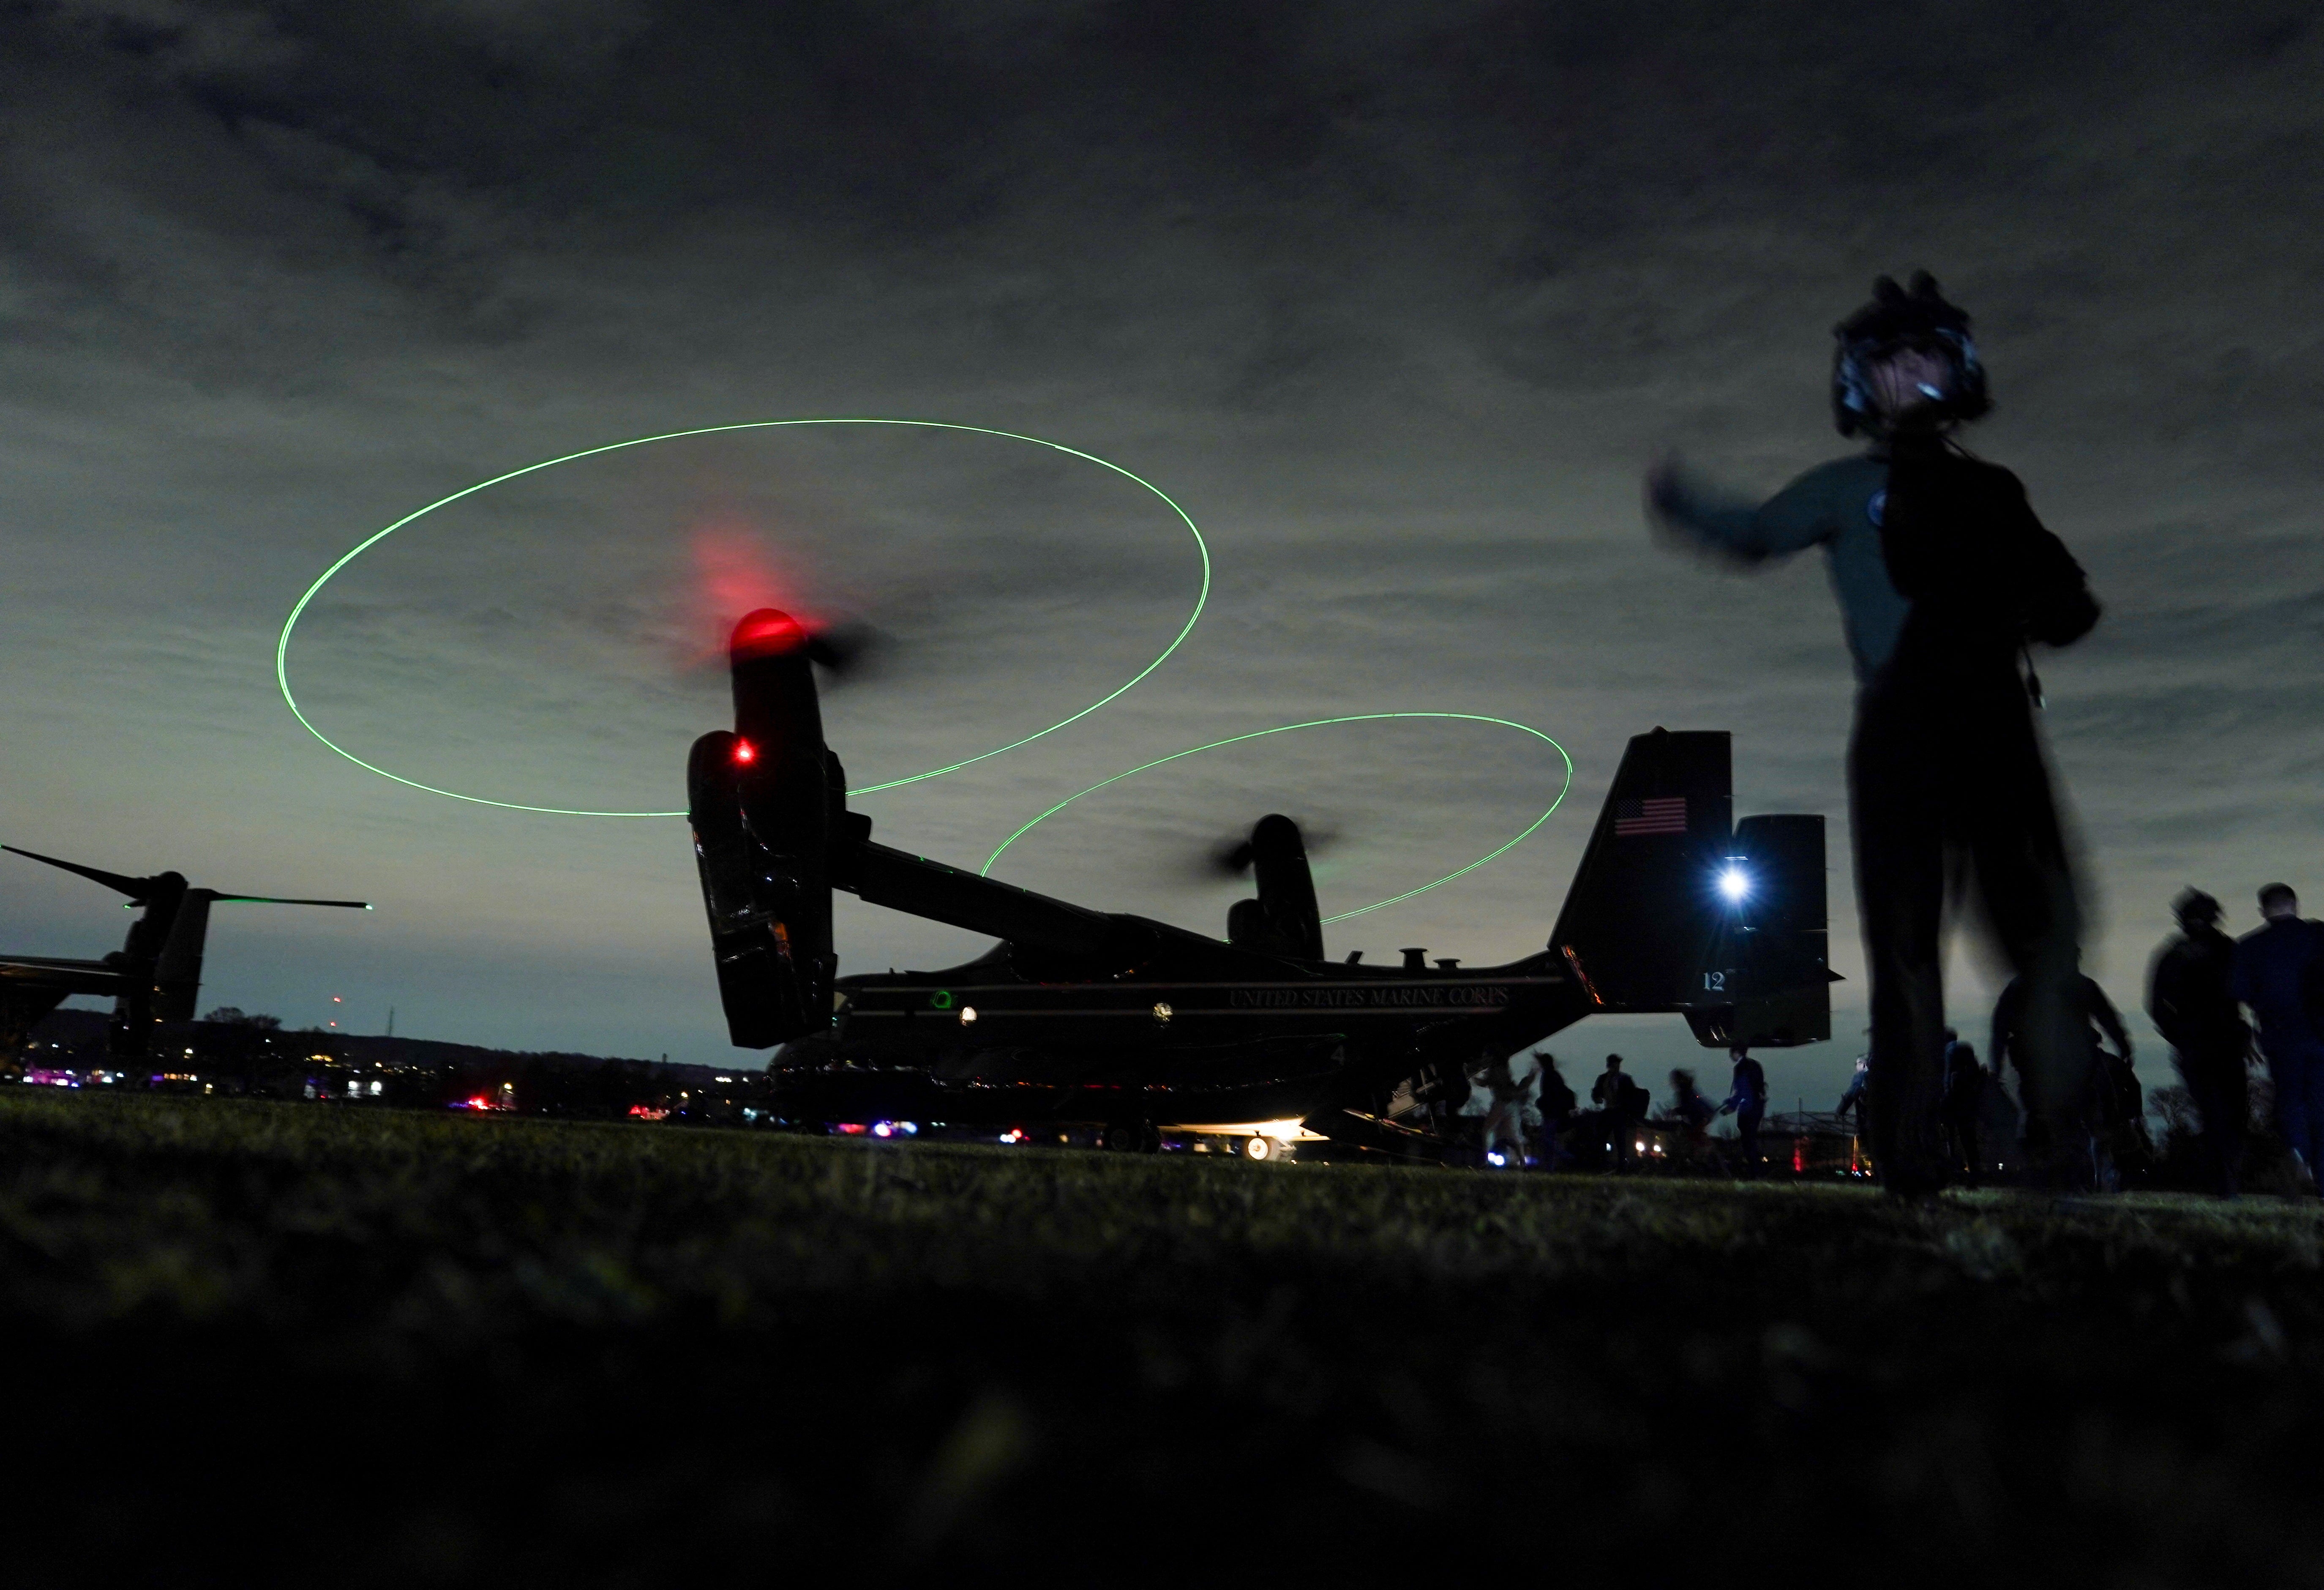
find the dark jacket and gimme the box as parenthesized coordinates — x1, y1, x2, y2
(1651, 441, 2098, 686)
(1722, 1057, 1767, 1115)
(2148, 926, 2248, 1058)
(1942, 1042, 1984, 1117)
(1879, 436, 2101, 656)
(2232, 918, 2324, 1052)
(1991, 975, 2130, 1083)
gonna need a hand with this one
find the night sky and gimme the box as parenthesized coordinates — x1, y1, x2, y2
(3, 1, 2319, 1104)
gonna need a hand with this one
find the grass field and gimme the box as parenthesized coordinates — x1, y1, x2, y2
(6, 1090, 2324, 1584)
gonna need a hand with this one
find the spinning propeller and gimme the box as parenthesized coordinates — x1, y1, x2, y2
(1205, 817, 1341, 880)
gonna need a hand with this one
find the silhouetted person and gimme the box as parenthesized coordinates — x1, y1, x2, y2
(1940, 1033, 1985, 1184)
(1534, 1052, 1577, 1170)
(1455, 1053, 1497, 1165)
(1650, 273, 2100, 1194)
(1992, 973, 2131, 1184)
(2148, 888, 2251, 1195)
(1836, 1053, 1870, 1122)
(1474, 1049, 1533, 1166)
(1669, 1068, 1716, 1145)
(1717, 1046, 1768, 1175)
(1593, 1054, 1643, 1172)
(2233, 884, 2324, 1192)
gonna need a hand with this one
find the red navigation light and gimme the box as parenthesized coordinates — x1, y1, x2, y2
(731, 607, 807, 660)
(732, 738, 758, 766)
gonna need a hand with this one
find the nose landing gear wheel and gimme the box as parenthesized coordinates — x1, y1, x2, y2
(1243, 1135, 1274, 1161)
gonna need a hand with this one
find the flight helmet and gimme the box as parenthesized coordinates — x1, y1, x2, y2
(1831, 271, 1992, 436)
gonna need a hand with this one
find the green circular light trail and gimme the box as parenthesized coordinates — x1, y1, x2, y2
(979, 713, 1574, 923)
(275, 418, 1213, 817)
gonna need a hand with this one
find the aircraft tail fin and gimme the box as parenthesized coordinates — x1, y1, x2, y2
(1548, 729, 1829, 1046)
(1549, 729, 1732, 1012)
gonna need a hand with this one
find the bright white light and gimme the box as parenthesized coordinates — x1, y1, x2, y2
(1486, 1151, 1507, 1167)
(871, 1121, 893, 1138)
(1718, 865, 1751, 903)
(959, 1005, 978, 1025)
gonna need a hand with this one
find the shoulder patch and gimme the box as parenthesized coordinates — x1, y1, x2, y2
(1866, 488, 1887, 527)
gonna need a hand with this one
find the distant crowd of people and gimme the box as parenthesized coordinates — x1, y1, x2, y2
(1449, 881, 2322, 1195)
(1452, 1042, 1768, 1176)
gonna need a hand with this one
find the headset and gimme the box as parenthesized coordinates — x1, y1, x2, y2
(1831, 271, 1992, 437)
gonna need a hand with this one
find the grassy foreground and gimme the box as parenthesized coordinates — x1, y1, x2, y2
(6, 1092, 2324, 1584)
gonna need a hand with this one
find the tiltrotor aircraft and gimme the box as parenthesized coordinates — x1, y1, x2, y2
(0, 847, 367, 1068)
(687, 609, 1831, 1154)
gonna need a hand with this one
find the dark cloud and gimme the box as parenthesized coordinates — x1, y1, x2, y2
(3, 0, 2319, 1101)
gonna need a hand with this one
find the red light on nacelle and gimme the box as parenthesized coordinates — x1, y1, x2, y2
(731, 607, 807, 660)
(732, 739, 758, 765)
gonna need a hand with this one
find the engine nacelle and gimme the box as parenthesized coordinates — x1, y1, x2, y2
(686, 609, 838, 1047)
(1225, 814, 1324, 960)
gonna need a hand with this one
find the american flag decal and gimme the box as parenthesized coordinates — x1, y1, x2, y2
(1614, 796, 1688, 836)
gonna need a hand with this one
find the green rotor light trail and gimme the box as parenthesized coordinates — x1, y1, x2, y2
(979, 713, 1574, 923)
(275, 418, 1213, 817)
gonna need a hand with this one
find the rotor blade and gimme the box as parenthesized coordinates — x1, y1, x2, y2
(2, 845, 155, 901)
(805, 621, 884, 682)
(212, 895, 372, 910)
(1208, 837, 1256, 877)
(1197, 818, 1341, 880)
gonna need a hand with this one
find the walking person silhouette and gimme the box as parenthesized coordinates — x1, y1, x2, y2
(1649, 273, 2102, 1194)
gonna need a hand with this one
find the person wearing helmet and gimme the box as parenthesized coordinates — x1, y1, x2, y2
(1646, 273, 2102, 1195)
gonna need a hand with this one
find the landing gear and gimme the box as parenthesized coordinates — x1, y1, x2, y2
(1104, 1120, 1161, 1153)
(1243, 1135, 1275, 1162)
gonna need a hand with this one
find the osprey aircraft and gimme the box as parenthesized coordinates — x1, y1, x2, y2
(688, 610, 1832, 1154)
(0, 847, 368, 1069)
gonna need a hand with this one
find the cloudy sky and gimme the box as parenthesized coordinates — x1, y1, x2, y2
(3, 0, 2318, 1101)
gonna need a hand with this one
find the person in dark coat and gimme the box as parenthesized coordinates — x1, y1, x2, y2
(1836, 1053, 1871, 1122)
(1717, 1046, 1768, 1175)
(2148, 888, 2252, 1195)
(1939, 1032, 1986, 1185)
(1534, 1052, 1578, 1170)
(1592, 1055, 1643, 1172)
(1992, 972, 2132, 1181)
(2232, 884, 2324, 1192)
(1669, 1069, 1716, 1146)
(1649, 273, 2100, 1194)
